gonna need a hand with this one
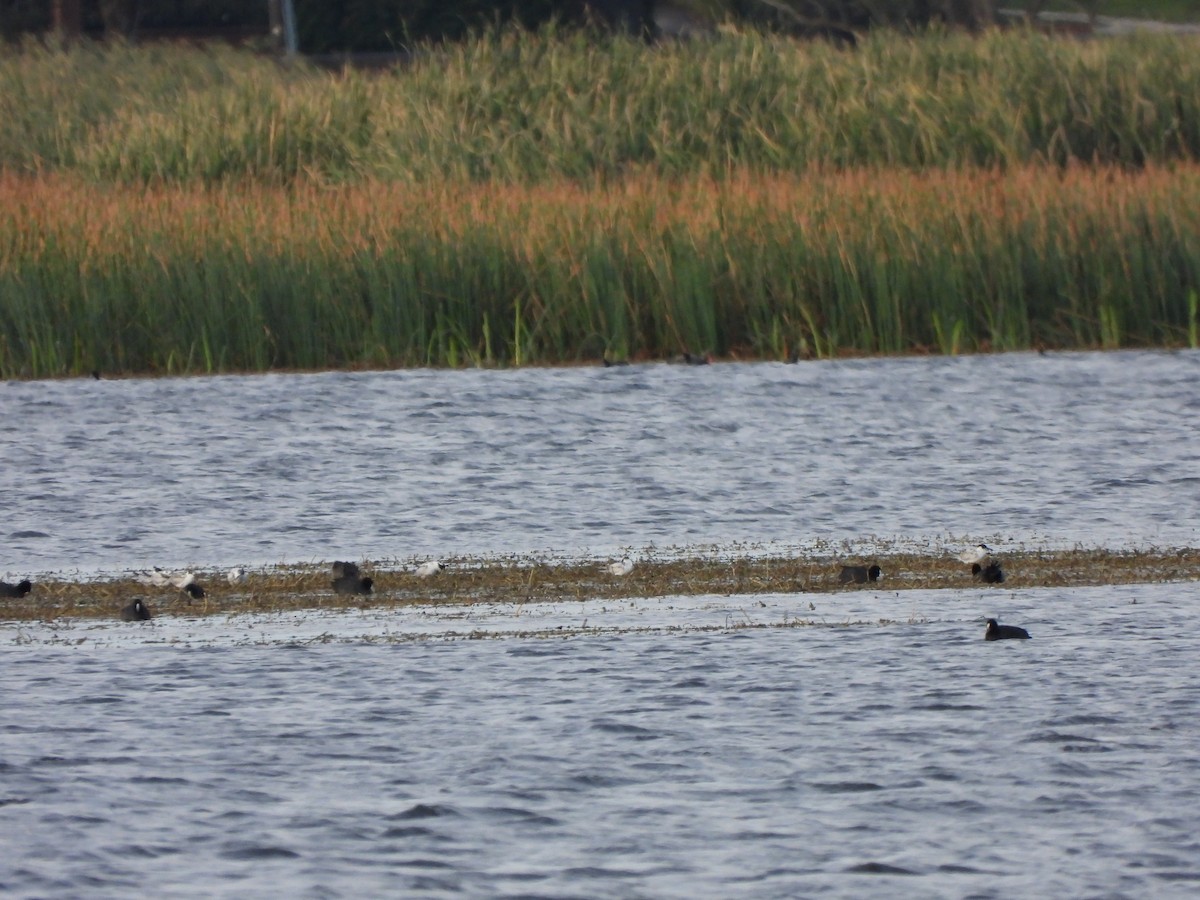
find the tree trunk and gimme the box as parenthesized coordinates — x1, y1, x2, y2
(579, 1, 659, 40)
(53, 0, 84, 39)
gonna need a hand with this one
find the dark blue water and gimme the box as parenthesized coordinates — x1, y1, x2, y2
(3, 350, 1199, 577)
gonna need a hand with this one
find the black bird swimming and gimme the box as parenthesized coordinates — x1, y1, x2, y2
(333, 574, 373, 595)
(602, 357, 629, 367)
(972, 562, 1005, 584)
(0, 579, 33, 598)
(120, 599, 152, 621)
(332, 561, 360, 578)
(183, 582, 206, 600)
(838, 564, 883, 585)
(984, 618, 1030, 641)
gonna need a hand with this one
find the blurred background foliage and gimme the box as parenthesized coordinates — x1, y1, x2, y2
(3, 2, 1123, 52)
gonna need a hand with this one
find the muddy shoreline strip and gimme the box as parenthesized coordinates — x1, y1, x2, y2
(3, 548, 1195, 624)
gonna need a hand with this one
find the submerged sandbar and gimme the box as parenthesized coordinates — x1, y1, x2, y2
(3, 547, 1195, 624)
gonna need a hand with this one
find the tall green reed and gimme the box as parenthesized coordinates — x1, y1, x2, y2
(3, 167, 1199, 378)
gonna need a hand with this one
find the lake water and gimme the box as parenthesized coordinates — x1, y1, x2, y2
(4, 581, 1200, 897)
(2, 349, 1199, 577)
(3, 350, 1200, 898)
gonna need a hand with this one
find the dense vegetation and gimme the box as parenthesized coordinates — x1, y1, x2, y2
(3, 166, 1198, 376)
(4, 28, 1200, 181)
(1, 26, 1199, 377)
(6, 2, 1198, 51)
(1, 1, 997, 49)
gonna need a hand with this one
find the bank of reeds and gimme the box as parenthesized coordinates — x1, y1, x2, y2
(2, 166, 1199, 377)
(1, 27, 1200, 182)
(4, 30, 1200, 376)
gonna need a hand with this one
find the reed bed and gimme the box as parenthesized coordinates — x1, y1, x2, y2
(1, 28, 1199, 183)
(4, 30, 1200, 375)
(2, 165, 1199, 376)
(3, 547, 1195, 623)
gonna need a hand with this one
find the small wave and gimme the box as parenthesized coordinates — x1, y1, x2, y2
(812, 781, 884, 793)
(407, 876, 463, 892)
(392, 803, 459, 820)
(1050, 714, 1122, 726)
(562, 866, 643, 879)
(33, 756, 115, 768)
(568, 772, 634, 788)
(940, 799, 989, 813)
(56, 814, 111, 825)
(630, 761, 690, 774)
(228, 789, 282, 804)
(728, 830, 793, 842)
(506, 645, 572, 659)
(396, 857, 456, 870)
(1025, 731, 1104, 745)
(107, 843, 165, 859)
(211, 810, 253, 822)
(478, 806, 560, 826)
(591, 720, 657, 737)
(219, 843, 300, 861)
(738, 684, 795, 694)
(845, 861, 918, 875)
(382, 826, 437, 839)
(1155, 872, 1200, 882)
(130, 776, 192, 786)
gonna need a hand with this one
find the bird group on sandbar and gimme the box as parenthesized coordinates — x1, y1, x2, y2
(6, 540, 1030, 643)
(136, 567, 207, 600)
(329, 558, 446, 593)
(120, 598, 152, 621)
(833, 543, 1028, 641)
(972, 561, 1005, 584)
(332, 560, 374, 595)
(953, 544, 1027, 641)
(0, 578, 33, 598)
(608, 556, 635, 576)
(414, 560, 445, 578)
(838, 564, 882, 585)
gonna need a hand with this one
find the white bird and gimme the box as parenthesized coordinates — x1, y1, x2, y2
(955, 544, 992, 565)
(414, 560, 445, 578)
(608, 557, 634, 576)
(171, 571, 196, 589)
(136, 567, 173, 587)
(227, 567, 247, 585)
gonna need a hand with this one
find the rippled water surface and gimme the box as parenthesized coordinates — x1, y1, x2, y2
(4, 352, 1200, 897)
(3, 350, 1199, 575)
(4, 582, 1200, 898)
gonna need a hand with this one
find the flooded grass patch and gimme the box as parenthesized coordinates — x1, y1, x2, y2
(3, 546, 1195, 624)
